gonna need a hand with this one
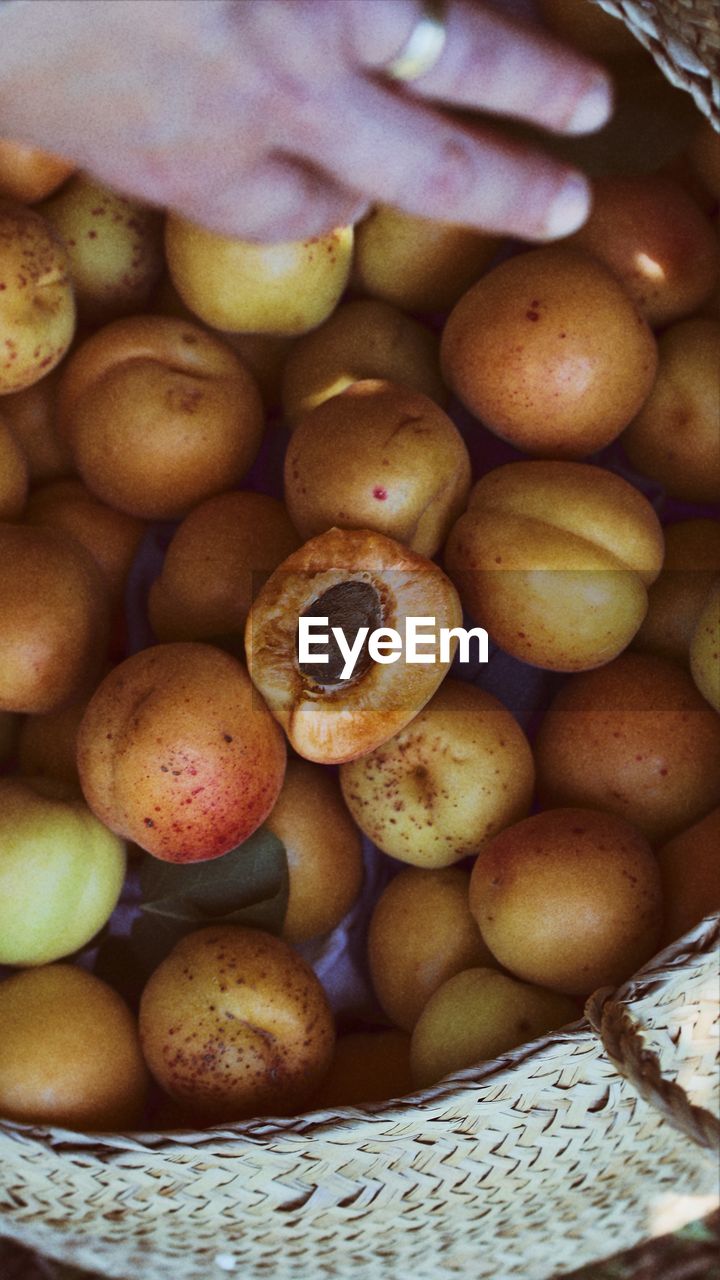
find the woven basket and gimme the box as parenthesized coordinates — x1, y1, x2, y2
(2, 4, 720, 1279)
(595, 0, 720, 126)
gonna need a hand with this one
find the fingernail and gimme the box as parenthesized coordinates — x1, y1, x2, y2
(544, 173, 592, 239)
(566, 75, 613, 135)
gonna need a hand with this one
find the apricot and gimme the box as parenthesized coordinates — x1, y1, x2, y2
(245, 527, 463, 764)
(281, 299, 446, 427)
(469, 809, 663, 994)
(57, 315, 265, 519)
(165, 216, 353, 335)
(0, 523, 108, 714)
(535, 652, 720, 843)
(0, 200, 75, 394)
(0, 775, 126, 967)
(633, 520, 720, 664)
(138, 925, 335, 1120)
(621, 318, 720, 504)
(25, 478, 145, 603)
(340, 678, 534, 868)
(366, 866, 497, 1031)
(0, 964, 148, 1130)
(440, 246, 658, 458)
(690, 579, 720, 713)
(657, 807, 720, 945)
(148, 490, 300, 644)
(307, 1030, 413, 1109)
(41, 174, 164, 322)
(352, 204, 499, 314)
(284, 380, 471, 557)
(444, 460, 664, 672)
(0, 367, 73, 484)
(0, 140, 73, 203)
(410, 968, 578, 1088)
(0, 415, 28, 519)
(265, 759, 364, 944)
(569, 174, 719, 326)
(77, 642, 286, 863)
(18, 681, 101, 789)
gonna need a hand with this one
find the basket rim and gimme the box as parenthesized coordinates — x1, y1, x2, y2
(2, 910, 717, 1160)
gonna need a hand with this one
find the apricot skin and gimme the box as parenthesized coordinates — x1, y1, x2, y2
(440, 246, 657, 458)
(77, 642, 286, 863)
(0, 200, 75, 395)
(284, 380, 471, 558)
(139, 925, 335, 1121)
(535, 652, 720, 844)
(366, 866, 497, 1031)
(0, 141, 73, 203)
(340, 679, 534, 868)
(444, 461, 663, 673)
(569, 174, 720, 326)
(265, 759, 364, 945)
(621, 318, 720, 504)
(469, 808, 663, 994)
(148, 490, 300, 643)
(57, 315, 265, 520)
(633, 520, 720, 664)
(0, 964, 148, 1131)
(0, 523, 108, 715)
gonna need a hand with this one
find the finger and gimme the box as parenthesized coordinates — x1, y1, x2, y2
(289, 75, 592, 240)
(347, 0, 613, 136)
(164, 154, 370, 242)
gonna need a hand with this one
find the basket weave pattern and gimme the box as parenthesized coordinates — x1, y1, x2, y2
(1, 917, 718, 1280)
(594, 0, 720, 126)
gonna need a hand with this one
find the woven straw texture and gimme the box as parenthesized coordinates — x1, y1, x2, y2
(594, 0, 720, 126)
(1, 915, 718, 1280)
(2, 5, 720, 1280)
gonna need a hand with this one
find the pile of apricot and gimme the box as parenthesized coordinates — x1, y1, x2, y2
(0, 39, 718, 1131)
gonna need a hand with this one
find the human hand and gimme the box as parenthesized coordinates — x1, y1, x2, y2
(0, 0, 613, 241)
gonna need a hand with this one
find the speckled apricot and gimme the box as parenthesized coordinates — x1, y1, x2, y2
(165, 216, 353, 335)
(440, 246, 657, 458)
(340, 678, 534, 868)
(41, 174, 163, 322)
(138, 925, 335, 1120)
(0, 200, 75, 394)
(283, 380, 471, 557)
(77, 642, 286, 862)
